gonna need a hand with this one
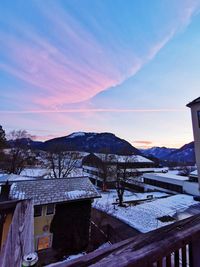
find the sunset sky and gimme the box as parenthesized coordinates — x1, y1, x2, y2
(1, 0, 200, 148)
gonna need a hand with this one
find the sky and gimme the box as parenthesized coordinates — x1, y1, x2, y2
(1, 0, 200, 148)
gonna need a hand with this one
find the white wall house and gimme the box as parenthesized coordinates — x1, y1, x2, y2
(143, 172, 199, 196)
(187, 97, 200, 191)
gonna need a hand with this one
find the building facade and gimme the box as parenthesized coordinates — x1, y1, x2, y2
(187, 97, 200, 189)
(0, 177, 100, 259)
(82, 153, 155, 188)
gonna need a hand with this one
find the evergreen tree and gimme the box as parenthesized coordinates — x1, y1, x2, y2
(0, 125, 6, 148)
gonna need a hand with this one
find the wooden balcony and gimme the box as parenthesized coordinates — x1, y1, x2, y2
(50, 213, 200, 267)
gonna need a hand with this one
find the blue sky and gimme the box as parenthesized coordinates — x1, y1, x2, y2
(1, 0, 200, 148)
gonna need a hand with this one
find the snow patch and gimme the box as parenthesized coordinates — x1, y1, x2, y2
(67, 132, 85, 138)
(65, 190, 90, 199)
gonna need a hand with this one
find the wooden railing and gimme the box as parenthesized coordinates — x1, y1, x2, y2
(48, 214, 200, 267)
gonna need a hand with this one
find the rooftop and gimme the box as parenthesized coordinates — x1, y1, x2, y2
(186, 96, 200, 107)
(7, 177, 100, 205)
(93, 190, 196, 233)
(144, 172, 189, 181)
(190, 170, 198, 177)
(94, 153, 153, 163)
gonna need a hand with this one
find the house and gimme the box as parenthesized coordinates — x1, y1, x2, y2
(187, 97, 200, 190)
(0, 177, 100, 260)
(82, 152, 155, 188)
(143, 172, 199, 195)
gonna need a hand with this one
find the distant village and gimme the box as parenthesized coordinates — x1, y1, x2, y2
(0, 97, 200, 266)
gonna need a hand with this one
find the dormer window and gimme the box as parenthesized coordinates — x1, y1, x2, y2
(198, 111, 200, 128)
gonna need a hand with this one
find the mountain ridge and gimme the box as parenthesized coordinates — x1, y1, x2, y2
(141, 141, 195, 164)
(8, 132, 141, 155)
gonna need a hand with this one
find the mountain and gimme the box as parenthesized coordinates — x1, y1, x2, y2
(141, 147, 177, 160)
(141, 142, 195, 164)
(7, 132, 141, 155)
(166, 142, 195, 163)
(42, 132, 141, 155)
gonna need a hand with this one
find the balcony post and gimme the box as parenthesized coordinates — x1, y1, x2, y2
(190, 239, 200, 267)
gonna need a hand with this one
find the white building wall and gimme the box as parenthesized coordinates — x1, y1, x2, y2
(189, 102, 200, 190)
(183, 181, 200, 196)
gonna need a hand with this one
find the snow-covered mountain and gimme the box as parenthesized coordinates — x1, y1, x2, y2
(141, 146, 177, 160)
(25, 132, 142, 155)
(141, 142, 195, 164)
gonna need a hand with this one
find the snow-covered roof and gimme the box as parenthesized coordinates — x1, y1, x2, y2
(126, 167, 168, 173)
(94, 191, 198, 233)
(8, 177, 100, 205)
(190, 170, 198, 177)
(94, 153, 153, 163)
(143, 173, 189, 186)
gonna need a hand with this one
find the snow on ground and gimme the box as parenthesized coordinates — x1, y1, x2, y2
(95, 242, 112, 250)
(93, 190, 198, 233)
(0, 167, 86, 182)
(67, 168, 85, 177)
(20, 168, 49, 177)
(0, 173, 34, 182)
(21, 167, 84, 178)
(62, 252, 86, 262)
(167, 170, 182, 175)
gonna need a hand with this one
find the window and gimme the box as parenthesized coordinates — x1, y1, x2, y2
(37, 234, 52, 250)
(34, 206, 42, 217)
(46, 204, 55, 215)
(198, 111, 200, 128)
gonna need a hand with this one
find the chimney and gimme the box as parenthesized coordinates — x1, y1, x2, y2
(187, 97, 200, 191)
(0, 181, 11, 201)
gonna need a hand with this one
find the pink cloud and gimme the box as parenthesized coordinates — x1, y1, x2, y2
(0, 108, 185, 114)
(0, 0, 199, 112)
(0, 33, 118, 106)
(133, 141, 153, 145)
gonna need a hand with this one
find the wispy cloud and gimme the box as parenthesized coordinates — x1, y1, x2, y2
(0, 108, 185, 114)
(1, 0, 199, 111)
(133, 141, 153, 145)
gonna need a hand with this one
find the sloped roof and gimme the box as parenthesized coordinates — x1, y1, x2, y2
(94, 153, 153, 163)
(186, 97, 200, 107)
(8, 177, 100, 205)
(190, 170, 198, 177)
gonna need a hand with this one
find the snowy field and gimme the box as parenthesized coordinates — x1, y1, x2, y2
(93, 190, 198, 233)
(0, 167, 85, 181)
(0, 173, 34, 181)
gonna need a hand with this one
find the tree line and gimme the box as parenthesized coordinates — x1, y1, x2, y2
(0, 125, 80, 178)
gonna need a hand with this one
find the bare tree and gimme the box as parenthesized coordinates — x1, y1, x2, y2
(94, 153, 116, 191)
(178, 166, 196, 176)
(101, 154, 115, 191)
(115, 155, 137, 207)
(2, 130, 36, 174)
(46, 145, 81, 178)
